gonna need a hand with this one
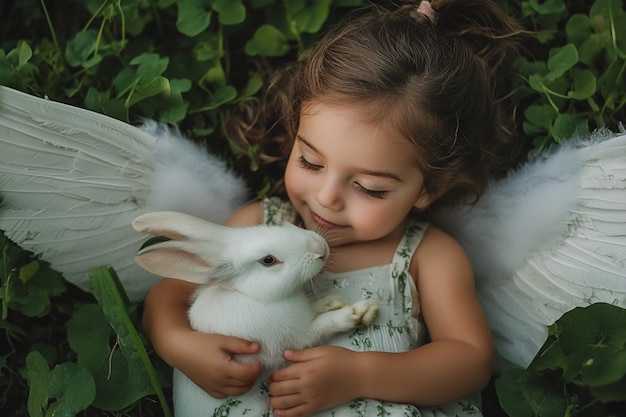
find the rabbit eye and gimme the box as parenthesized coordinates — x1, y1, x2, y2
(258, 255, 280, 267)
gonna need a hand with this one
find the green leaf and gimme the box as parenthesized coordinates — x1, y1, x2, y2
(565, 14, 591, 45)
(550, 113, 587, 142)
(590, 0, 626, 57)
(198, 85, 237, 111)
(48, 363, 96, 417)
(528, 0, 566, 15)
(524, 104, 557, 132)
(160, 102, 190, 122)
(113, 66, 139, 96)
(65, 30, 98, 67)
(528, 73, 547, 94)
(239, 75, 263, 98)
(16, 41, 33, 67)
(67, 304, 114, 375)
(26, 351, 52, 417)
(290, 0, 332, 33)
(0, 237, 65, 318)
(67, 303, 143, 410)
(570, 68, 596, 100)
(213, 0, 246, 25)
(88, 266, 172, 415)
(18, 260, 39, 284)
(590, 374, 626, 402)
(555, 304, 626, 387)
(245, 24, 290, 57)
(176, 0, 213, 37)
(130, 53, 169, 79)
(597, 58, 626, 107)
(547, 44, 579, 79)
(193, 33, 221, 62)
(204, 60, 228, 85)
(496, 368, 568, 417)
(158, 78, 192, 122)
(128, 76, 171, 106)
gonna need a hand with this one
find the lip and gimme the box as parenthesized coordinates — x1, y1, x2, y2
(310, 211, 341, 230)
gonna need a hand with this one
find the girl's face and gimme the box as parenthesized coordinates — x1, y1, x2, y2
(284, 101, 431, 247)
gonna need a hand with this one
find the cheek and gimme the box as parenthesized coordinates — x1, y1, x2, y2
(350, 203, 399, 234)
(349, 199, 415, 239)
(284, 158, 304, 198)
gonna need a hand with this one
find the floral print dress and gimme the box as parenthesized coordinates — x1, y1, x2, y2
(262, 197, 483, 417)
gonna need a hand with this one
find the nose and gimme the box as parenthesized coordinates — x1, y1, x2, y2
(315, 173, 343, 211)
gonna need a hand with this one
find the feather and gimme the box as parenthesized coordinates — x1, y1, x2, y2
(437, 129, 626, 370)
(0, 86, 248, 300)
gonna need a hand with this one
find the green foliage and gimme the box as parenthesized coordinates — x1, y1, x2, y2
(512, 0, 626, 148)
(496, 303, 626, 417)
(1, 0, 625, 416)
(1, 234, 65, 319)
(1, 236, 171, 416)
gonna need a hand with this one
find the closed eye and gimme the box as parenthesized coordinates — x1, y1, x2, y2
(355, 183, 388, 199)
(298, 155, 322, 171)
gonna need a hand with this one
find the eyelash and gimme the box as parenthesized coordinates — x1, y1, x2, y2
(356, 186, 388, 199)
(297, 156, 388, 199)
(297, 155, 321, 170)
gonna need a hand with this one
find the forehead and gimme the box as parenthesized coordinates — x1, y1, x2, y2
(298, 101, 418, 167)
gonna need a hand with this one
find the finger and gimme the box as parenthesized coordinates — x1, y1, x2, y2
(210, 380, 257, 398)
(268, 377, 299, 397)
(223, 336, 261, 355)
(225, 358, 262, 383)
(272, 402, 311, 417)
(269, 391, 305, 412)
(283, 348, 314, 362)
(270, 361, 300, 383)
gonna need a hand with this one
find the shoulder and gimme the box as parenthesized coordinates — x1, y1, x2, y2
(223, 201, 263, 227)
(410, 224, 474, 288)
(223, 197, 295, 227)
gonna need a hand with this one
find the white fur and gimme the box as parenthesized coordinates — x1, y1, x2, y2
(132, 211, 380, 417)
(141, 121, 248, 223)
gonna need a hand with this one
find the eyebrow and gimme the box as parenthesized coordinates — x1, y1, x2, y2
(296, 135, 402, 182)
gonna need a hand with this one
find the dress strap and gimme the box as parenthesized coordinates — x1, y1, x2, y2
(390, 218, 430, 332)
(391, 217, 429, 269)
(262, 196, 298, 226)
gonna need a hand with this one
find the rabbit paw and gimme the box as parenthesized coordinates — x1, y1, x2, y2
(350, 299, 380, 325)
(312, 295, 348, 313)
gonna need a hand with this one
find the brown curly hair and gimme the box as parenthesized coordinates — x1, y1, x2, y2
(225, 0, 526, 212)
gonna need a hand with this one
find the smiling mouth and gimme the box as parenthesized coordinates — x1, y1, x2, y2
(310, 211, 341, 230)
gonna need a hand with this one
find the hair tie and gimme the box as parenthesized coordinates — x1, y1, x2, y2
(417, 1, 438, 25)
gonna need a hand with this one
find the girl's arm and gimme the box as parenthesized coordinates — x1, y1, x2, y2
(142, 278, 262, 398)
(141, 201, 266, 397)
(268, 226, 493, 416)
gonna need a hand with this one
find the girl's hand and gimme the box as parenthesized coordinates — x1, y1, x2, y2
(170, 330, 262, 398)
(142, 278, 262, 397)
(268, 346, 359, 417)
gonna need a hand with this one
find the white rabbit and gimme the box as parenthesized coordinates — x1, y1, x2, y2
(132, 211, 380, 417)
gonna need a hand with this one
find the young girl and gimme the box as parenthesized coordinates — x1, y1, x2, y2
(142, 0, 524, 416)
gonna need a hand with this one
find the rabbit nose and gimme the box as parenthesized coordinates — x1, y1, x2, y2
(311, 240, 329, 262)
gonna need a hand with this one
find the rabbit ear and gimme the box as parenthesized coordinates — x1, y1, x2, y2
(134, 240, 214, 284)
(132, 211, 226, 241)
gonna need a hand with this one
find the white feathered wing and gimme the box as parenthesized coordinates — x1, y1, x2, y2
(0, 86, 248, 300)
(437, 129, 626, 371)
